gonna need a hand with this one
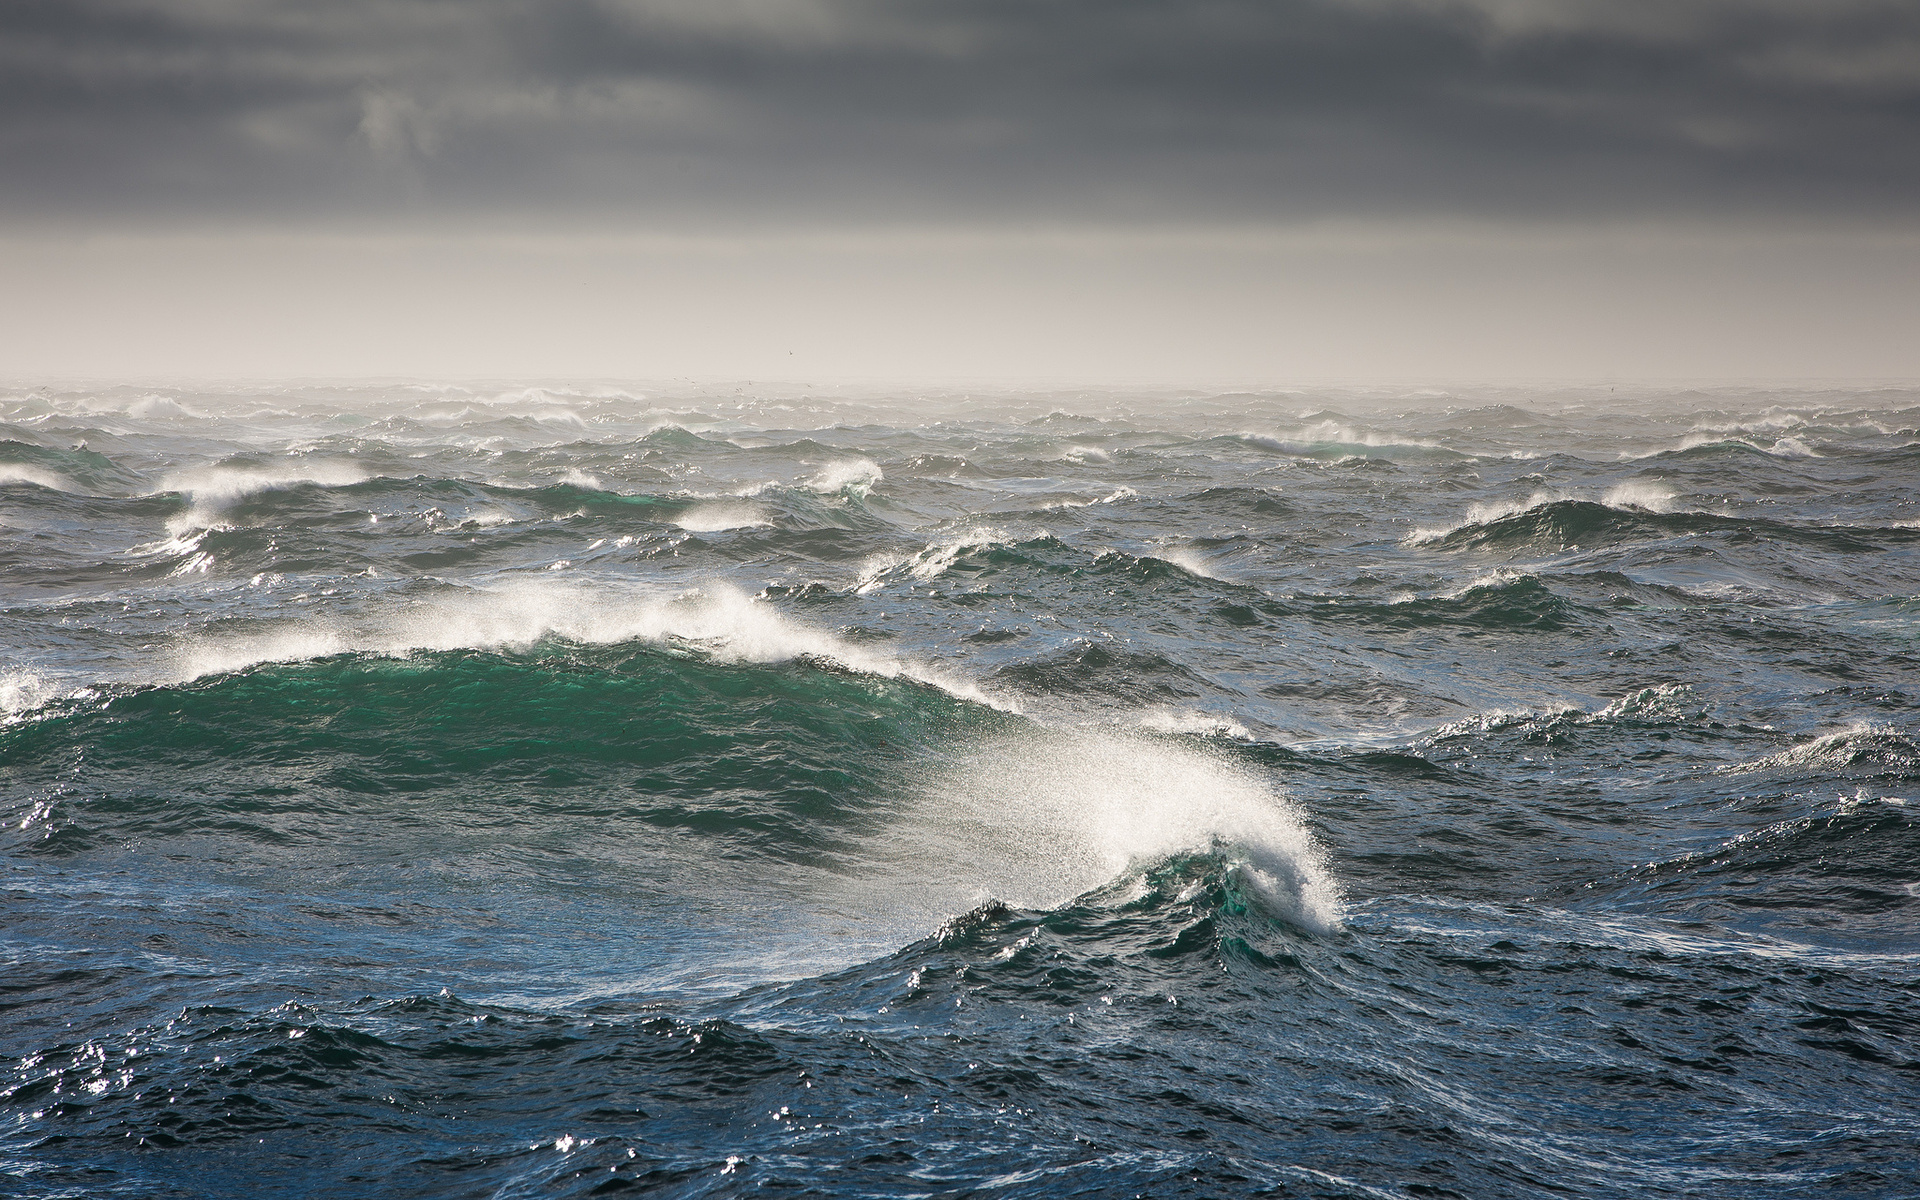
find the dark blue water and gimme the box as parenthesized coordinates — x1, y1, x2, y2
(3, 384, 1918, 1198)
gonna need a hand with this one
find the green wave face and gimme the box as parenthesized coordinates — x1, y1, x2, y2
(3, 645, 995, 865)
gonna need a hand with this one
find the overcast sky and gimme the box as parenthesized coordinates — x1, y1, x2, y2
(5, 0, 1918, 381)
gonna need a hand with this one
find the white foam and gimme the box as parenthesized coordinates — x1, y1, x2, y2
(1136, 707, 1254, 740)
(0, 464, 76, 493)
(892, 729, 1342, 932)
(1405, 491, 1560, 544)
(170, 579, 1015, 712)
(161, 461, 368, 533)
(1157, 545, 1226, 581)
(1242, 422, 1439, 454)
(1668, 429, 1823, 458)
(852, 550, 912, 594)
(890, 526, 1021, 583)
(1718, 722, 1915, 775)
(1427, 703, 1579, 742)
(1686, 411, 1809, 437)
(1044, 486, 1136, 510)
(1601, 480, 1679, 513)
(559, 468, 605, 489)
(462, 507, 517, 528)
(125, 395, 203, 419)
(807, 458, 883, 497)
(1438, 567, 1528, 599)
(1590, 682, 1696, 722)
(1406, 481, 1685, 545)
(673, 501, 773, 532)
(0, 668, 59, 718)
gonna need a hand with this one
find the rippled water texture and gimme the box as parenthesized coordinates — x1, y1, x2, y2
(3, 384, 1918, 1198)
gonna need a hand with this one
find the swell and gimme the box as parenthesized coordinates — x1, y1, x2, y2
(1286, 574, 1591, 634)
(152, 473, 893, 535)
(1416, 497, 1918, 553)
(1612, 796, 1920, 921)
(0, 644, 986, 864)
(0, 438, 158, 495)
(3, 619, 1343, 933)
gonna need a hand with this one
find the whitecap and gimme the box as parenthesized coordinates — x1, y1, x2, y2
(125, 395, 204, 420)
(1717, 723, 1917, 776)
(169, 579, 1017, 714)
(1601, 480, 1680, 513)
(1155, 545, 1226, 581)
(1044, 486, 1136, 510)
(672, 501, 773, 532)
(896, 527, 1021, 582)
(807, 458, 883, 498)
(1406, 481, 1689, 545)
(1404, 491, 1562, 545)
(0, 668, 60, 719)
(1664, 429, 1822, 458)
(894, 729, 1342, 932)
(0, 464, 77, 493)
(161, 461, 368, 533)
(1136, 707, 1254, 740)
(1058, 444, 1112, 464)
(1242, 421, 1441, 455)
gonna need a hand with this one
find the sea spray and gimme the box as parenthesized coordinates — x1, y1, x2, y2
(883, 727, 1343, 933)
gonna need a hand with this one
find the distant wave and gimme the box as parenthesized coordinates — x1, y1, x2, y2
(1151, 545, 1228, 581)
(0, 463, 80, 493)
(1056, 443, 1112, 464)
(1042, 485, 1135, 510)
(1425, 683, 1706, 744)
(1616, 791, 1918, 922)
(857, 526, 1047, 590)
(1237, 423, 1450, 459)
(1717, 723, 1919, 780)
(1408, 495, 1917, 555)
(860, 528, 1233, 595)
(807, 458, 883, 497)
(1672, 430, 1824, 457)
(167, 579, 1014, 713)
(160, 461, 369, 533)
(1405, 481, 1683, 545)
(671, 500, 775, 531)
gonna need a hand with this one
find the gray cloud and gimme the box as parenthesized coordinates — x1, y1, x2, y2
(3, 0, 1918, 226)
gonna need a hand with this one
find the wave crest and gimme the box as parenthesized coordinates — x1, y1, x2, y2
(161, 461, 369, 533)
(894, 730, 1343, 933)
(172, 580, 1015, 712)
(1405, 483, 1682, 546)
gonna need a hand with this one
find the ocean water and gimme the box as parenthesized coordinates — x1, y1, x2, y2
(2, 383, 1917, 1199)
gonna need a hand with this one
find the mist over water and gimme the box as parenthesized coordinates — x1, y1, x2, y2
(3, 382, 1918, 1198)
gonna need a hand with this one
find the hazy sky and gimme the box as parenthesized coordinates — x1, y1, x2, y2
(4, 0, 1918, 382)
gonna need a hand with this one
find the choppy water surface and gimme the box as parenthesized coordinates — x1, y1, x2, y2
(3, 383, 1917, 1198)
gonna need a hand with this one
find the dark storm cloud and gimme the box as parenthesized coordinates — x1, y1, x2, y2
(4, 0, 1919, 225)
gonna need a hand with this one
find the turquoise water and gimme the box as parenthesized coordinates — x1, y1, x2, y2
(3, 384, 1918, 1197)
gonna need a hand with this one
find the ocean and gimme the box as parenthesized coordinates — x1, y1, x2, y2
(2, 383, 1916, 1198)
